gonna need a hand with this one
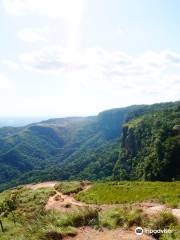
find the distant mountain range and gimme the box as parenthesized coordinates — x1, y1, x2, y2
(0, 101, 179, 191)
(0, 117, 48, 127)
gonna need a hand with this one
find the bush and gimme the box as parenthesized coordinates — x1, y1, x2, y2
(45, 225, 77, 239)
(99, 207, 147, 229)
(45, 207, 98, 228)
(150, 211, 178, 239)
(99, 207, 125, 229)
(126, 209, 144, 228)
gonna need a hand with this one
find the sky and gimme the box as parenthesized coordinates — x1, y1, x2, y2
(0, 0, 180, 118)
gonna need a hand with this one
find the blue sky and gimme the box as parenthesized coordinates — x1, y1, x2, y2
(0, 0, 180, 117)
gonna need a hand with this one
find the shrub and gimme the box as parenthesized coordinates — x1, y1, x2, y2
(99, 207, 126, 229)
(126, 209, 144, 228)
(44, 225, 77, 239)
(45, 207, 98, 228)
(150, 211, 178, 239)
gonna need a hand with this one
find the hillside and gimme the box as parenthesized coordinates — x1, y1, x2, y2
(0, 181, 179, 240)
(0, 101, 179, 191)
(113, 104, 180, 181)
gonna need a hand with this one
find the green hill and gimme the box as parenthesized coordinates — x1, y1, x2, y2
(0, 101, 179, 191)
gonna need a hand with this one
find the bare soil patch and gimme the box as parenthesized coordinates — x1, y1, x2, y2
(139, 202, 180, 221)
(45, 190, 88, 212)
(64, 227, 154, 240)
(25, 181, 58, 190)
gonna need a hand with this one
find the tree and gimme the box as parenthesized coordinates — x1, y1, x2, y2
(0, 191, 19, 233)
(0, 203, 5, 232)
(5, 192, 18, 225)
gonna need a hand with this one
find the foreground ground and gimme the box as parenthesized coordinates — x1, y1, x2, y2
(0, 181, 179, 240)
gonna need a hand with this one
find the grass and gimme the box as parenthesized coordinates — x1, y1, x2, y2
(150, 211, 179, 239)
(0, 181, 180, 239)
(44, 207, 98, 227)
(98, 207, 180, 239)
(55, 181, 83, 194)
(76, 181, 180, 207)
(24, 206, 98, 239)
(0, 185, 97, 240)
(0, 187, 54, 240)
(99, 206, 147, 229)
(99, 207, 126, 229)
(159, 225, 180, 240)
(151, 211, 178, 230)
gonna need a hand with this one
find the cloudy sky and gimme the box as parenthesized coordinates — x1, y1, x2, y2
(0, 0, 180, 117)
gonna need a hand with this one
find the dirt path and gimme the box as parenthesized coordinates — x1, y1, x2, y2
(64, 227, 154, 240)
(45, 190, 88, 212)
(25, 182, 179, 240)
(139, 202, 180, 221)
(25, 181, 58, 190)
(25, 181, 91, 212)
(25, 182, 180, 221)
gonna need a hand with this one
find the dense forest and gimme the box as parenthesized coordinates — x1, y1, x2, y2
(0, 101, 179, 191)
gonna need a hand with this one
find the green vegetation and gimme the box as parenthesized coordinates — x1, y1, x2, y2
(77, 182, 180, 207)
(99, 207, 145, 229)
(0, 181, 180, 239)
(0, 185, 98, 240)
(98, 207, 180, 239)
(0, 187, 54, 239)
(113, 103, 180, 181)
(0, 101, 179, 191)
(99, 207, 126, 229)
(151, 211, 178, 230)
(151, 211, 179, 239)
(55, 181, 83, 194)
(24, 207, 98, 240)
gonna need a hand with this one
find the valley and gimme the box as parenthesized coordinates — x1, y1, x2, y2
(0, 101, 179, 191)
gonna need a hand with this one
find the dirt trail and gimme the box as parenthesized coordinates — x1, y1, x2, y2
(25, 181, 58, 190)
(25, 182, 180, 220)
(139, 202, 180, 221)
(25, 181, 91, 212)
(64, 227, 154, 240)
(25, 182, 179, 240)
(45, 189, 88, 212)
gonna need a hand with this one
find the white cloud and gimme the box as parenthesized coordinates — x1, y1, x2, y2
(3, 0, 84, 19)
(0, 74, 14, 91)
(1, 1, 179, 116)
(137, 50, 180, 68)
(17, 28, 49, 43)
(17, 47, 180, 79)
(116, 27, 124, 36)
(2, 60, 19, 70)
(3, 47, 180, 110)
(18, 47, 133, 75)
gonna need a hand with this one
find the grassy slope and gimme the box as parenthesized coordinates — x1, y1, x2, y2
(0, 185, 98, 240)
(0, 181, 180, 240)
(77, 181, 180, 207)
(0, 187, 54, 240)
